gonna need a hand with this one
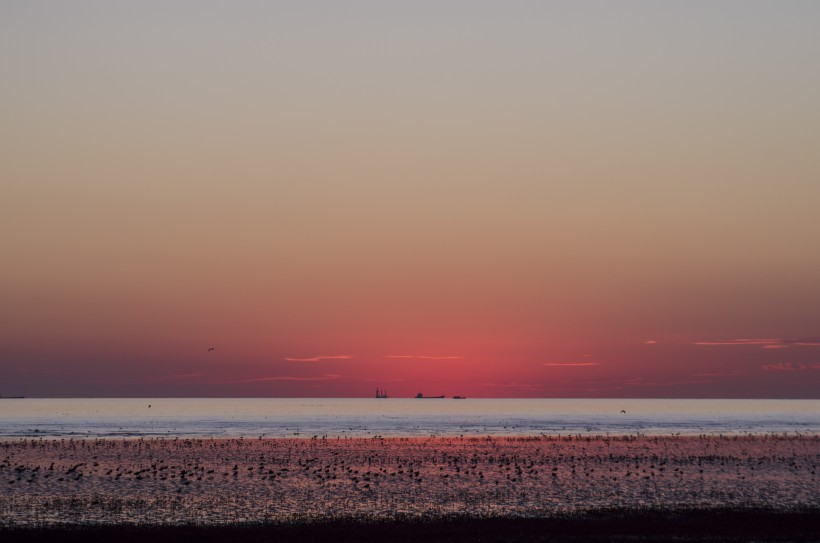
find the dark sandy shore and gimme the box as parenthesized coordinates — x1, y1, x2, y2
(2, 509, 820, 543)
(1, 435, 818, 540)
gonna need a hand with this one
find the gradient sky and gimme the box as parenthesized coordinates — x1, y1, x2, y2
(2, 1, 820, 398)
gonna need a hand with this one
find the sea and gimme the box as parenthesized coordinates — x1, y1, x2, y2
(0, 398, 817, 439)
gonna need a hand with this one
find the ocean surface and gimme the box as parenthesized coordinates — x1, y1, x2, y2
(0, 398, 817, 439)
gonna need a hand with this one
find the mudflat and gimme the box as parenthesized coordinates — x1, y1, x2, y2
(1, 434, 818, 538)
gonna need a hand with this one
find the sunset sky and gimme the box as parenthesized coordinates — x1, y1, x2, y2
(2, 1, 819, 398)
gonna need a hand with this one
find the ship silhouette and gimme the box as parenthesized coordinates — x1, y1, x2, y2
(375, 387, 388, 398)
(415, 392, 445, 399)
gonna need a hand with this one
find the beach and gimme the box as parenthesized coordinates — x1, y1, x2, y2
(1, 434, 818, 537)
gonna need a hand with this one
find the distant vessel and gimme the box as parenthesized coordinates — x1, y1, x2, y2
(453, 396, 466, 399)
(415, 392, 445, 399)
(375, 387, 388, 398)
(0, 394, 25, 399)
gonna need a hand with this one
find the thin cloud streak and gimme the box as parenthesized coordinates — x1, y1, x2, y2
(480, 382, 544, 391)
(761, 362, 820, 372)
(543, 362, 600, 367)
(694, 337, 820, 348)
(284, 355, 353, 362)
(146, 372, 207, 382)
(221, 374, 342, 384)
(385, 355, 465, 360)
(118, 374, 343, 386)
(114, 373, 209, 386)
(691, 371, 746, 377)
(694, 338, 782, 346)
(623, 378, 712, 387)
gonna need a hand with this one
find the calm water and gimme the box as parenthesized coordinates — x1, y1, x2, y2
(0, 398, 817, 439)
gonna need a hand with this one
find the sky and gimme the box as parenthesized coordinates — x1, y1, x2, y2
(2, 1, 820, 398)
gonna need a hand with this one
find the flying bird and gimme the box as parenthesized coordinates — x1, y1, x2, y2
(208, 347, 215, 352)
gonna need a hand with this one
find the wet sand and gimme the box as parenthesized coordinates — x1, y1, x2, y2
(1, 434, 818, 538)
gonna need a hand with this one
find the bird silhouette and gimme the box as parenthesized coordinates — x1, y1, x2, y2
(208, 347, 215, 352)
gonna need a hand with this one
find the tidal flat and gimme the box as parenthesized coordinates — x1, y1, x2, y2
(1, 434, 818, 529)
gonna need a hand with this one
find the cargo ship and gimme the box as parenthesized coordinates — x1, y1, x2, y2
(415, 392, 445, 399)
